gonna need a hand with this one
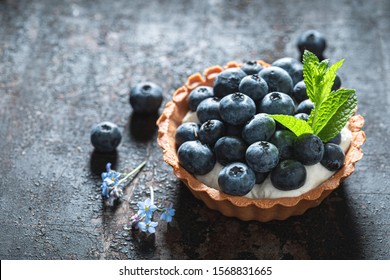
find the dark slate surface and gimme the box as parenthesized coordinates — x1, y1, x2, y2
(0, 0, 389, 260)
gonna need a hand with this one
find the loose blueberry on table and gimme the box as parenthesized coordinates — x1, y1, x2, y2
(91, 121, 122, 153)
(176, 50, 357, 198)
(297, 29, 327, 61)
(129, 82, 163, 114)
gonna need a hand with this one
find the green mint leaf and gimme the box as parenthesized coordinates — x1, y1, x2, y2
(318, 58, 344, 105)
(304, 50, 352, 143)
(317, 59, 329, 78)
(314, 59, 330, 105)
(269, 115, 313, 137)
(302, 51, 319, 104)
(312, 88, 355, 135)
(303, 51, 331, 105)
(316, 89, 357, 142)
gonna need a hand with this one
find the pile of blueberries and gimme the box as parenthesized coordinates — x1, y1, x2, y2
(176, 30, 346, 196)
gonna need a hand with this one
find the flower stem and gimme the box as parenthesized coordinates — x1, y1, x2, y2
(117, 160, 146, 187)
(150, 186, 154, 205)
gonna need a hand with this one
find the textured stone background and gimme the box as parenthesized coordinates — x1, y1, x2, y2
(0, 0, 389, 259)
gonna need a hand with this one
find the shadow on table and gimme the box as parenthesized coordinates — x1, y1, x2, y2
(89, 150, 119, 175)
(161, 182, 363, 260)
(128, 112, 159, 142)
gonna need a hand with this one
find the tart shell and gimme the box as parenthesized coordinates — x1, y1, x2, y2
(157, 61, 366, 222)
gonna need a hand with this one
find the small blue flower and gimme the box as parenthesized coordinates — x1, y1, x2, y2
(137, 198, 157, 219)
(100, 163, 120, 198)
(160, 206, 175, 223)
(101, 163, 120, 185)
(138, 220, 159, 234)
(101, 181, 110, 198)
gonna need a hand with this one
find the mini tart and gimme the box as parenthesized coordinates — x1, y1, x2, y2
(157, 60, 366, 222)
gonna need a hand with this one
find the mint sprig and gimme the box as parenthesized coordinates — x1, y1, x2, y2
(315, 89, 357, 141)
(270, 114, 313, 135)
(269, 50, 357, 142)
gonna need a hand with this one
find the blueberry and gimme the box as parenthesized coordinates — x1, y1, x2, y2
(218, 162, 256, 196)
(246, 141, 279, 173)
(320, 143, 345, 171)
(213, 68, 247, 98)
(270, 130, 297, 160)
(188, 86, 214, 111)
(225, 123, 244, 137)
(196, 97, 222, 123)
(175, 122, 199, 147)
(296, 99, 314, 115)
(294, 112, 309, 121)
(129, 82, 163, 114)
(259, 92, 296, 115)
(271, 57, 303, 86)
(90, 121, 122, 153)
(219, 92, 256, 125)
(292, 80, 308, 103)
(297, 30, 327, 61)
(327, 132, 341, 145)
(240, 60, 263, 75)
(294, 133, 324, 165)
(254, 171, 269, 184)
(198, 119, 225, 147)
(178, 140, 215, 175)
(214, 136, 247, 165)
(238, 74, 269, 102)
(271, 160, 307, 191)
(332, 74, 342, 91)
(258, 66, 293, 94)
(242, 113, 276, 144)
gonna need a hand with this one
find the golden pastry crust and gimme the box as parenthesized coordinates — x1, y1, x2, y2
(157, 61, 366, 222)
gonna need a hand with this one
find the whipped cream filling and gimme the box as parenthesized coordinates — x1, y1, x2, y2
(182, 111, 352, 199)
(182, 110, 200, 123)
